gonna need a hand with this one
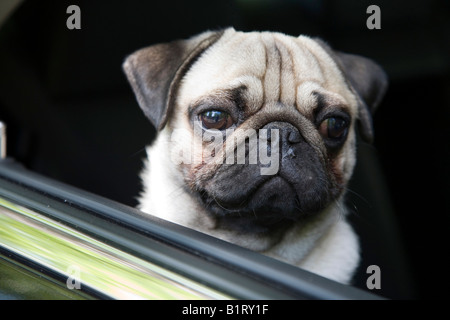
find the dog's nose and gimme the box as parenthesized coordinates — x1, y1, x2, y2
(262, 122, 303, 145)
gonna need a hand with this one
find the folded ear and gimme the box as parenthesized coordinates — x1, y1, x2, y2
(334, 52, 388, 143)
(123, 30, 226, 130)
(315, 40, 388, 143)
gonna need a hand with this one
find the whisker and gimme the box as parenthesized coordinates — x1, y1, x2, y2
(344, 187, 371, 207)
(128, 147, 148, 159)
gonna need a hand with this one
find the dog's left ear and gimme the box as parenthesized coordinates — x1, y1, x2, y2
(334, 52, 388, 143)
(315, 40, 388, 143)
(123, 30, 225, 130)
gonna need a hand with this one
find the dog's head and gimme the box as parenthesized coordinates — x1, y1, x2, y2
(123, 28, 387, 232)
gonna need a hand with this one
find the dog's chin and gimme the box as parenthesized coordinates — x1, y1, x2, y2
(198, 176, 333, 234)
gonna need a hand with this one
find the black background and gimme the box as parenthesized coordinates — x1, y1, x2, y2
(0, 0, 449, 299)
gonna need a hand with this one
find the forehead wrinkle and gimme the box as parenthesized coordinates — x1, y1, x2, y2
(236, 76, 264, 115)
(261, 34, 281, 104)
(268, 34, 329, 109)
(273, 38, 296, 107)
(296, 82, 352, 121)
(296, 81, 323, 114)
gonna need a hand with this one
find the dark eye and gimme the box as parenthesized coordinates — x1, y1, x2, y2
(199, 110, 233, 130)
(319, 117, 349, 140)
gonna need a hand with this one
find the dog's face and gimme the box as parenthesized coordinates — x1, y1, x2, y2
(124, 28, 387, 233)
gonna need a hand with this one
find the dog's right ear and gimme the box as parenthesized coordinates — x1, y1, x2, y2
(123, 30, 226, 130)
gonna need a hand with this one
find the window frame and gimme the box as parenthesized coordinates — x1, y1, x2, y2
(0, 159, 381, 300)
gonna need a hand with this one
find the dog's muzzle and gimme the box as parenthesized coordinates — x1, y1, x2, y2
(200, 120, 334, 226)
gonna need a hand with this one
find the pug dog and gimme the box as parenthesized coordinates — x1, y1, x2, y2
(123, 28, 387, 284)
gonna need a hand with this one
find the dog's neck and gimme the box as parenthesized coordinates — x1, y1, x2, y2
(201, 201, 345, 255)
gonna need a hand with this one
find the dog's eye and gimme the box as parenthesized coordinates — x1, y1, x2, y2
(319, 117, 349, 140)
(199, 110, 233, 130)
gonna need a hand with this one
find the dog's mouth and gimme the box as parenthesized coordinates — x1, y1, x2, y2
(198, 174, 332, 232)
(201, 176, 294, 216)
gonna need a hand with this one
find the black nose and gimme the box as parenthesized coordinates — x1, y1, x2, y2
(262, 122, 303, 145)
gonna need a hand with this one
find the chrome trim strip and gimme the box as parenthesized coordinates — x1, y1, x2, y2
(0, 122, 6, 159)
(0, 197, 231, 300)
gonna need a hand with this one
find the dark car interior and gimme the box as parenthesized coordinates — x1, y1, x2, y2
(0, 0, 449, 299)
